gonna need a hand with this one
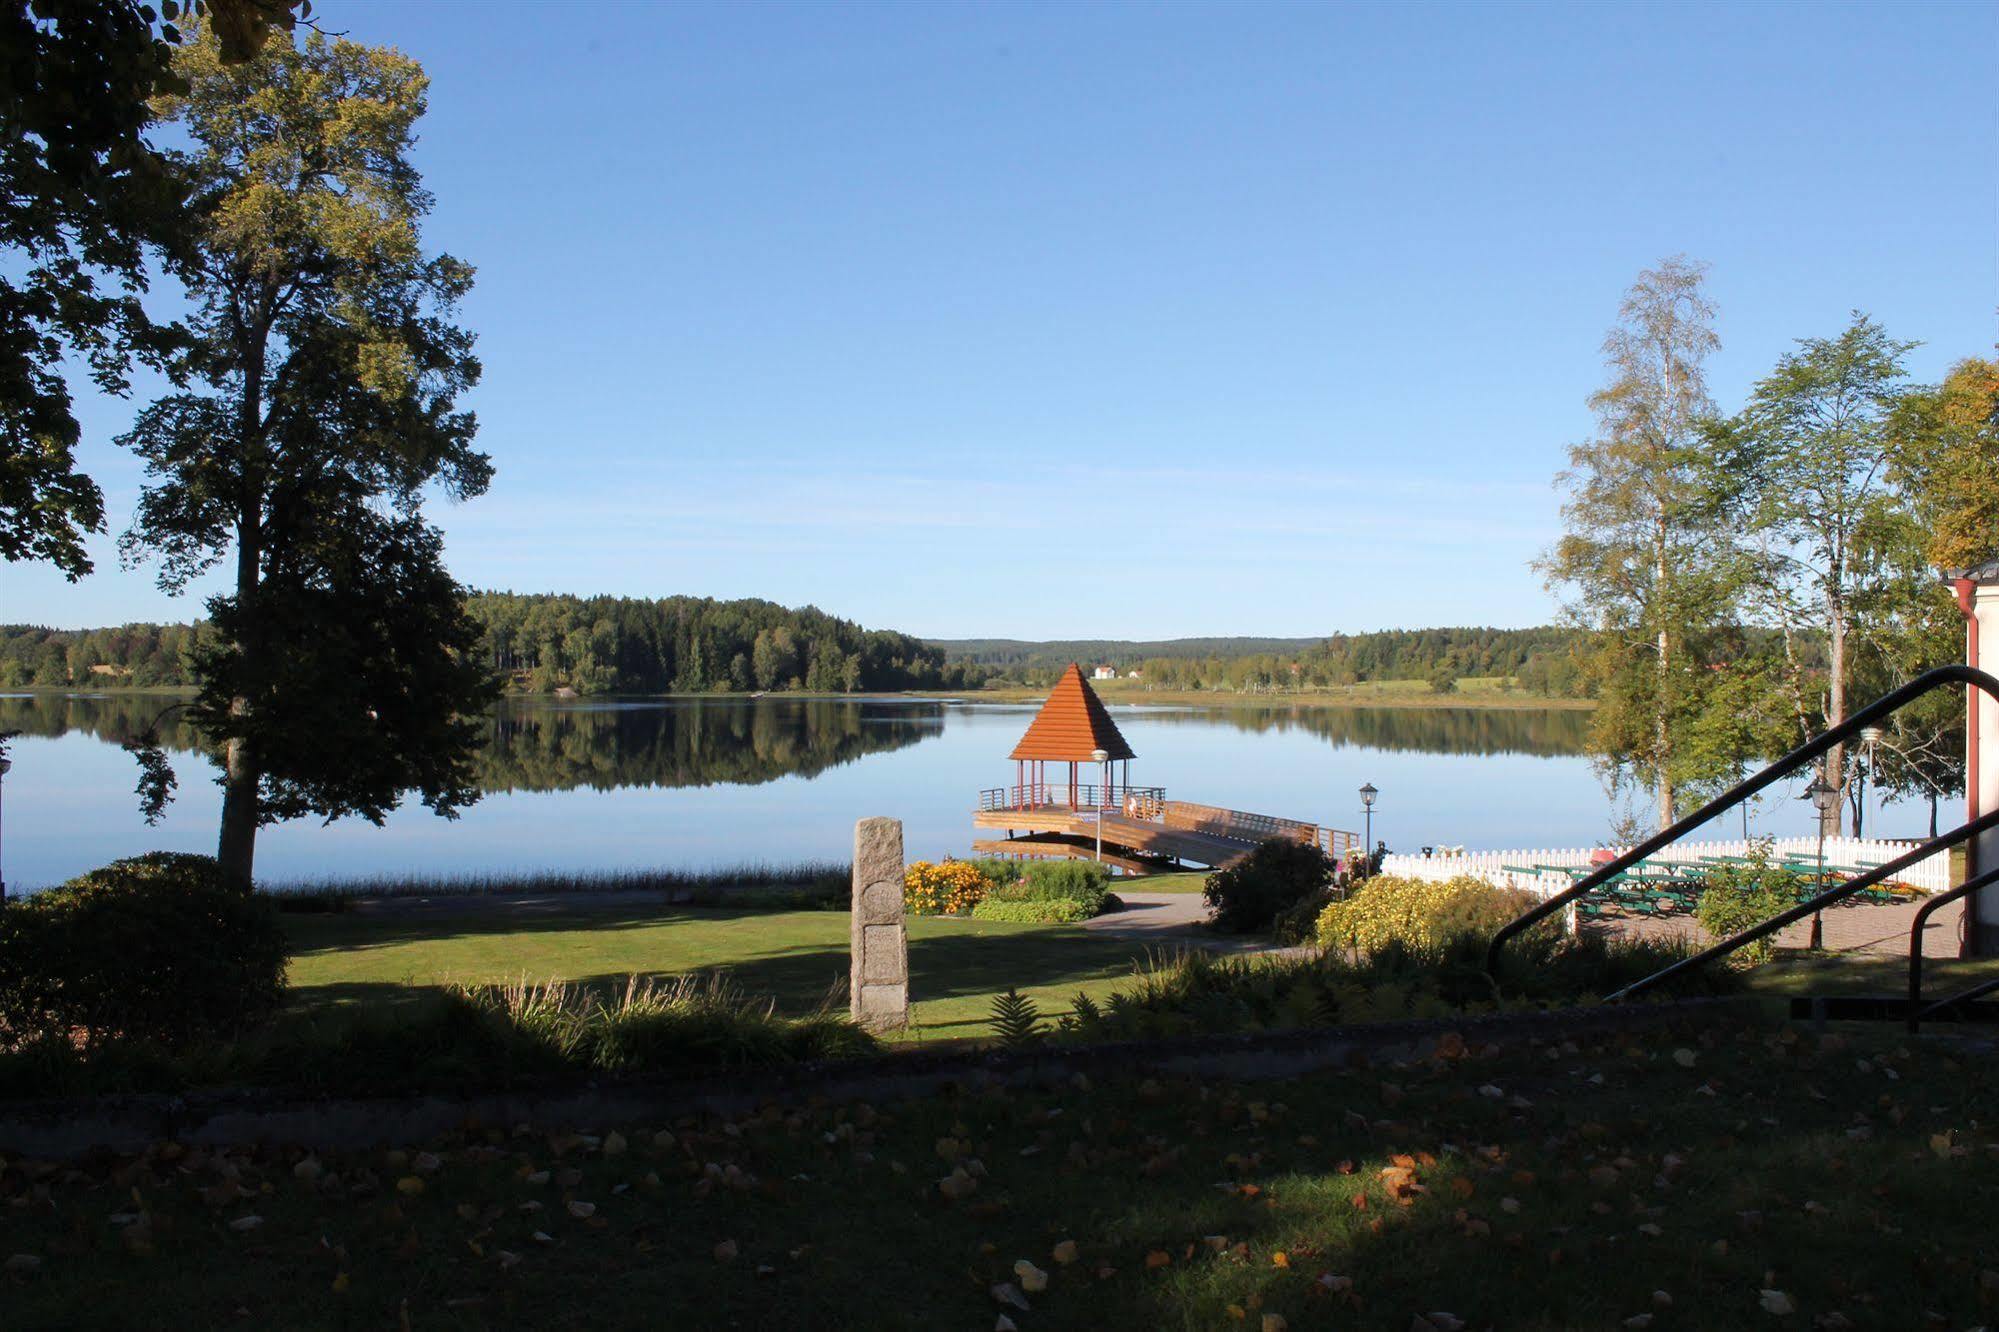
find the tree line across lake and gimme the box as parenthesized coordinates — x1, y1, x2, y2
(0, 593, 977, 695)
(4, 611, 1608, 700)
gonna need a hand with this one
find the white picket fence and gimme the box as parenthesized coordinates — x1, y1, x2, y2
(1379, 835, 1953, 900)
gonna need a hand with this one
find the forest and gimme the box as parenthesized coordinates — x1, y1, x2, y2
(0, 593, 979, 695)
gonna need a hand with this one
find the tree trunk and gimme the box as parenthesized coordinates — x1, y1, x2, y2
(216, 320, 266, 893)
(1824, 593, 1847, 838)
(1654, 528, 1675, 833)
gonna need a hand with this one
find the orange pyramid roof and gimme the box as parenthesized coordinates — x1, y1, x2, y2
(1009, 663, 1136, 762)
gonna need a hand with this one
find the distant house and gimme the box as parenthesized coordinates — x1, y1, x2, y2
(1125, 668, 1143, 680)
(1092, 664, 1117, 680)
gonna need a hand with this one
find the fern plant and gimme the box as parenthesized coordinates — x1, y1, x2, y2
(989, 987, 1043, 1050)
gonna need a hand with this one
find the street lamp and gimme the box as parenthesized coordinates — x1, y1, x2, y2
(0, 754, 10, 906)
(1801, 770, 1838, 950)
(1090, 748, 1109, 863)
(1855, 725, 1885, 839)
(1359, 783, 1378, 878)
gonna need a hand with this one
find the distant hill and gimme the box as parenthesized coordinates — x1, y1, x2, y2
(928, 637, 1324, 668)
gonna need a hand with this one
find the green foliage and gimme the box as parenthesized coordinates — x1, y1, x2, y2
(943, 628, 1596, 699)
(0, 853, 290, 1050)
(1013, 860, 1112, 912)
(970, 897, 1093, 924)
(1694, 848, 1807, 967)
(0, 0, 190, 579)
(1202, 838, 1336, 934)
(1057, 930, 1734, 1044)
(117, 23, 497, 883)
(468, 591, 978, 696)
(988, 987, 1044, 1050)
(0, 969, 876, 1100)
(1315, 873, 1545, 955)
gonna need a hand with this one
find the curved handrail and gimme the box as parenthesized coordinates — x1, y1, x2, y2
(1604, 809, 1999, 1001)
(1485, 663, 1999, 976)
(1907, 865, 1999, 1032)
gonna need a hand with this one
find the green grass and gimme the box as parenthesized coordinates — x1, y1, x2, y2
(1127, 870, 1209, 894)
(285, 903, 1175, 1041)
(6, 1016, 1991, 1329)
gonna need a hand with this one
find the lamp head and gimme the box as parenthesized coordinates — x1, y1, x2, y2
(1359, 782, 1377, 808)
(1802, 772, 1837, 813)
(1090, 748, 1109, 764)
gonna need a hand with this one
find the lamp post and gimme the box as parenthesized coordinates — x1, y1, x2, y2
(0, 754, 10, 906)
(1802, 771, 1838, 950)
(1359, 782, 1378, 878)
(1090, 748, 1109, 863)
(1855, 725, 1884, 839)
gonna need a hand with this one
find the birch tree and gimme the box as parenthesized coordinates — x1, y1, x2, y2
(1713, 314, 1917, 835)
(1542, 257, 1738, 832)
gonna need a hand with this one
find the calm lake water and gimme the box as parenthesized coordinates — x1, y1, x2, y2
(0, 692, 1936, 891)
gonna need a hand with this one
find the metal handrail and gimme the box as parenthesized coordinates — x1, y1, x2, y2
(1486, 663, 1999, 981)
(1605, 809, 1999, 1001)
(1907, 865, 1999, 1031)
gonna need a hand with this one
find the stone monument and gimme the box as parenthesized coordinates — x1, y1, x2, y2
(850, 816, 909, 1029)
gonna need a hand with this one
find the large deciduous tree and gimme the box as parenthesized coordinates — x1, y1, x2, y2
(1713, 314, 1917, 836)
(120, 22, 494, 889)
(1542, 256, 1743, 832)
(0, 0, 180, 578)
(0, 0, 306, 581)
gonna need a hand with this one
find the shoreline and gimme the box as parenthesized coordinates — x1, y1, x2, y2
(6, 684, 1594, 712)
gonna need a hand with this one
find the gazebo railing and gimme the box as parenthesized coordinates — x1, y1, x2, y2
(978, 784, 1166, 813)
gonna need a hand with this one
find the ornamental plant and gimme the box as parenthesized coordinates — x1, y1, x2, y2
(1314, 873, 1540, 955)
(902, 860, 989, 916)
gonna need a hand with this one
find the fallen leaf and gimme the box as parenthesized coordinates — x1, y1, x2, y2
(602, 1132, 628, 1157)
(990, 1281, 1030, 1311)
(5, 1254, 43, 1275)
(713, 1239, 739, 1262)
(395, 1176, 425, 1198)
(1673, 1049, 1698, 1068)
(1051, 1240, 1079, 1265)
(1760, 1289, 1795, 1316)
(1145, 1250, 1172, 1270)
(567, 1201, 596, 1219)
(228, 1215, 264, 1233)
(1014, 1260, 1049, 1293)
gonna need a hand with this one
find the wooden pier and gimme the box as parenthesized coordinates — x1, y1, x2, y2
(972, 663, 1356, 874)
(973, 794, 1354, 871)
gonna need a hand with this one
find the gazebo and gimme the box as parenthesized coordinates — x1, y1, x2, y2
(1004, 662, 1138, 810)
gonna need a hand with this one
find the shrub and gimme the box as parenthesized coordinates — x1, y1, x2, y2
(1272, 886, 1339, 945)
(971, 897, 1093, 924)
(1054, 930, 1736, 1045)
(0, 853, 291, 1050)
(989, 987, 1044, 1050)
(1314, 873, 1540, 954)
(1202, 838, 1336, 934)
(981, 860, 1112, 915)
(459, 973, 879, 1073)
(1695, 850, 1807, 967)
(902, 860, 989, 916)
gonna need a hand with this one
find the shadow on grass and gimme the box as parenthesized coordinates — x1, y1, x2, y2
(288, 925, 1161, 1023)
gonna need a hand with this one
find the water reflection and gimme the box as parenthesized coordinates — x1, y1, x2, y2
(0, 693, 945, 793)
(1155, 703, 1591, 757)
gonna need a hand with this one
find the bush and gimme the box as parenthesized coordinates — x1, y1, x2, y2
(1695, 849, 1807, 967)
(1055, 929, 1737, 1044)
(971, 897, 1094, 924)
(1315, 873, 1540, 954)
(1202, 839, 1336, 934)
(1273, 887, 1339, 945)
(1009, 860, 1112, 911)
(903, 860, 989, 916)
(0, 853, 291, 1050)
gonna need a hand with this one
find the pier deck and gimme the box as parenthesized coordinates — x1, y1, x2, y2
(973, 792, 1356, 872)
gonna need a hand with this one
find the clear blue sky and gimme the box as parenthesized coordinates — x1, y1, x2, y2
(9, 0, 1996, 638)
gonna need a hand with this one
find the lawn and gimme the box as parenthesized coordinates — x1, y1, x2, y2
(7, 1015, 1993, 1329)
(285, 902, 1179, 1041)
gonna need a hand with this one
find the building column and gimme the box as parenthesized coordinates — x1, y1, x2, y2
(1969, 573, 1999, 954)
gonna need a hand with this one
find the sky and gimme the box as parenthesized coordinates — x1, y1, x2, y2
(7, 0, 1996, 640)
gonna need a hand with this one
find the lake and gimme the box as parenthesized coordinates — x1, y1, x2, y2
(0, 692, 1936, 891)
